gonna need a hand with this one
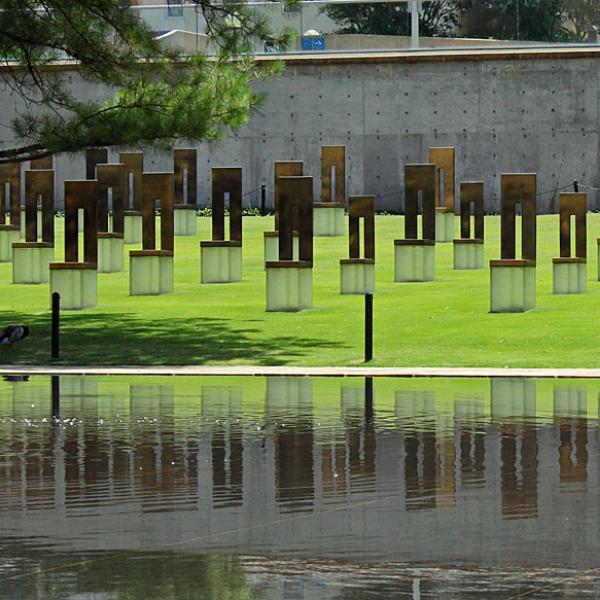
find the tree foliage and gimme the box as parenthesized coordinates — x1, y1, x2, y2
(323, 1, 458, 38)
(325, 0, 584, 43)
(459, 0, 567, 41)
(0, 0, 292, 163)
(561, 0, 600, 41)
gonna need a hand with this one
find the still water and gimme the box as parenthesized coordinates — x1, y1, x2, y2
(0, 375, 599, 598)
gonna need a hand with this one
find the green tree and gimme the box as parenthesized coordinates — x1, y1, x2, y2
(561, 0, 600, 41)
(0, 0, 292, 164)
(324, 0, 458, 38)
(459, 0, 567, 41)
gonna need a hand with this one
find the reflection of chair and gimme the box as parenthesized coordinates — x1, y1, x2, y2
(130, 384, 174, 417)
(266, 377, 313, 415)
(490, 378, 536, 419)
(553, 387, 586, 418)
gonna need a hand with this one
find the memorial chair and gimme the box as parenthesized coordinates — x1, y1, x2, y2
(200, 167, 243, 283)
(119, 152, 144, 245)
(0, 163, 21, 262)
(129, 172, 174, 295)
(489, 173, 536, 312)
(265, 176, 313, 311)
(96, 163, 126, 273)
(49, 180, 99, 310)
(554, 192, 586, 294)
(173, 148, 197, 236)
(340, 195, 375, 294)
(429, 147, 456, 243)
(12, 169, 54, 284)
(394, 164, 436, 282)
(453, 182, 484, 270)
(314, 145, 345, 237)
(264, 161, 303, 263)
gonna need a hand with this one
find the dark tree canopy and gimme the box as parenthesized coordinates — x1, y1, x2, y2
(459, 0, 567, 42)
(325, 0, 580, 43)
(324, 1, 458, 38)
(0, 0, 292, 163)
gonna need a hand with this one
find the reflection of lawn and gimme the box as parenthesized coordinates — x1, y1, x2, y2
(0, 214, 598, 367)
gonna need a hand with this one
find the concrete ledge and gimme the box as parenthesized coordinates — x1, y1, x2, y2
(5, 365, 600, 379)
(254, 46, 600, 67)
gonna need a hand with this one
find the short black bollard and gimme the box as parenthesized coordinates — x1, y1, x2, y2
(365, 293, 373, 362)
(573, 180, 579, 193)
(260, 184, 267, 216)
(51, 292, 60, 360)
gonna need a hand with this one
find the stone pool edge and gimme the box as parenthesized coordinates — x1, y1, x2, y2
(2, 365, 600, 379)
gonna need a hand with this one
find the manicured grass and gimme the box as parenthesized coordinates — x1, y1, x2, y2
(1, 214, 599, 367)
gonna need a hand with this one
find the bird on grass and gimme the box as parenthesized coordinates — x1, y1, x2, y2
(0, 325, 30, 347)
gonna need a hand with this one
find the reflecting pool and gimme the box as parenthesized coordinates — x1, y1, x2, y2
(1, 375, 600, 598)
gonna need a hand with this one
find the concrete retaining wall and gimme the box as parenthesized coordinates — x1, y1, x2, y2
(3, 46, 600, 213)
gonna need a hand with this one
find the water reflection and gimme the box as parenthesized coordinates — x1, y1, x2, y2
(1, 376, 600, 597)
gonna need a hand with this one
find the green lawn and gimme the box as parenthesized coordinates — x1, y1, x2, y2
(1, 214, 599, 367)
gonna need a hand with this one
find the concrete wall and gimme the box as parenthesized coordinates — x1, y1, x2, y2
(3, 46, 600, 213)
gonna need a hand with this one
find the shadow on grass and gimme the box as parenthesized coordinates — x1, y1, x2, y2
(0, 311, 347, 366)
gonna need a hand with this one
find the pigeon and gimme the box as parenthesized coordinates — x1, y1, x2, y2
(0, 325, 30, 347)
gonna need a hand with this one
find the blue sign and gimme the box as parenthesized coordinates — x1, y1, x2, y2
(301, 37, 313, 51)
(301, 36, 326, 51)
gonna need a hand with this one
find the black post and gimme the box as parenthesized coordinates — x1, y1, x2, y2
(51, 292, 60, 360)
(573, 180, 579, 193)
(51, 375, 60, 419)
(260, 184, 266, 216)
(365, 376, 374, 422)
(365, 293, 373, 362)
